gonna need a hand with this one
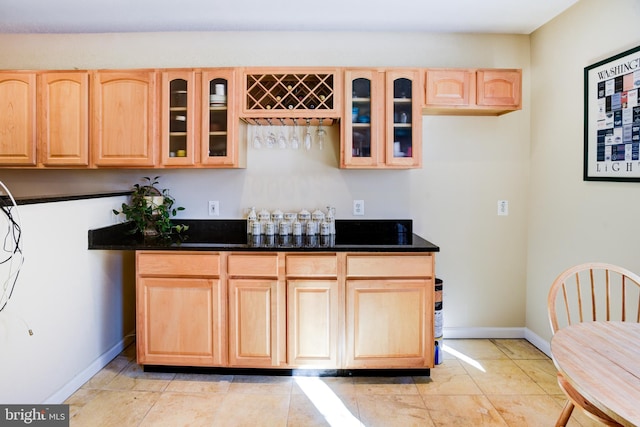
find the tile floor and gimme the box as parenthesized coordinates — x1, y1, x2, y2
(65, 339, 602, 426)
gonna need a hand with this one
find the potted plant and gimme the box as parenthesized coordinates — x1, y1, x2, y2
(113, 176, 188, 240)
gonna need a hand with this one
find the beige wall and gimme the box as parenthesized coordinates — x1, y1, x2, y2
(527, 0, 640, 345)
(0, 31, 531, 339)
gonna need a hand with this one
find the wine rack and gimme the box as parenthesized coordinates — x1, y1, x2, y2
(242, 69, 341, 118)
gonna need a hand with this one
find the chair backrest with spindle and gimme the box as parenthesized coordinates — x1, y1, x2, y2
(548, 262, 640, 333)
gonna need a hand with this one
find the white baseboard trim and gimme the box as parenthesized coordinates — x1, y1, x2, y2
(443, 327, 551, 358)
(523, 328, 552, 358)
(44, 333, 135, 404)
(443, 327, 525, 339)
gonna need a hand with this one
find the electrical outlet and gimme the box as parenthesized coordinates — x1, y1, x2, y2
(353, 199, 365, 216)
(497, 200, 508, 216)
(208, 200, 220, 216)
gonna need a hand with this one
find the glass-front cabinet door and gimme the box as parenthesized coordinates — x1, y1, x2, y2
(161, 70, 196, 166)
(342, 69, 382, 168)
(385, 70, 422, 168)
(201, 69, 237, 166)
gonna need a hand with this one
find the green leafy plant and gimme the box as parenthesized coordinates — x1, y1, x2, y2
(113, 176, 188, 240)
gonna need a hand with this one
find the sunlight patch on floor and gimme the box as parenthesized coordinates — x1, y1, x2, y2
(443, 344, 486, 372)
(294, 377, 364, 427)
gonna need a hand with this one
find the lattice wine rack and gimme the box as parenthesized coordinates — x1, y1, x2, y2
(243, 71, 340, 119)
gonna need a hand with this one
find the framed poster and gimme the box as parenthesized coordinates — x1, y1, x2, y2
(584, 45, 640, 181)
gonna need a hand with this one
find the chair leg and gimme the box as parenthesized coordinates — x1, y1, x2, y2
(555, 400, 574, 427)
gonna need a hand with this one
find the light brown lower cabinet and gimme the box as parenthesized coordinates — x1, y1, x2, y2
(136, 252, 226, 366)
(136, 251, 434, 370)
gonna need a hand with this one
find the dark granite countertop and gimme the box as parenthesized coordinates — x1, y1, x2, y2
(88, 219, 439, 253)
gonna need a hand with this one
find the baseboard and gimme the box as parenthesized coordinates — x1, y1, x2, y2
(443, 326, 525, 339)
(523, 328, 552, 358)
(442, 327, 551, 358)
(44, 332, 135, 404)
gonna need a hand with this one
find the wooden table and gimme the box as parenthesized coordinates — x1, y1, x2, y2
(551, 321, 640, 427)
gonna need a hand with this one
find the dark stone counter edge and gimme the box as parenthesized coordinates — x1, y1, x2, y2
(2, 191, 131, 206)
(89, 219, 440, 253)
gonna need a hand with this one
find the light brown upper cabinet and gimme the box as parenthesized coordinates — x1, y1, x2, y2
(160, 68, 243, 168)
(38, 71, 90, 167)
(200, 69, 242, 167)
(0, 72, 37, 166)
(342, 69, 422, 169)
(424, 68, 522, 116)
(92, 70, 158, 167)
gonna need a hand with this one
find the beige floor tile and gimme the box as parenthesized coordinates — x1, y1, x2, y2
(513, 359, 562, 395)
(490, 339, 549, 360)
(353, 376, 419, 395)
(81, 355, 131, 389)
(415, 359, 483, 395)
(64, 387, 101, 419)
(423, 395, 508, 426)
(358, 394, 433, 427)
(212, 393, 290, 427)
(487, 394, 569, 426)
(69, 389, 160, 427)
(165, 373, 234, 393)
(228, 374, 293, 394)
(443, 339, 509, 360)
(104, 361, 175, 392)
(139, 391, 226, 427)
(291, 376, 355, 396)
(462, 359, 546, 395)
(287, 390, 361, 427)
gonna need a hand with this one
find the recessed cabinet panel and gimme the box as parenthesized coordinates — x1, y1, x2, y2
(0, 72, 36, 166)
(346, 279, 431, 368)
(92, 71, 157, 167)
(138, 277, 217, 365)
(425, 69, 472, 106)
(287, 279, 339, 368)
(476, 69, 522, 108)
(39, 72, 90, 166)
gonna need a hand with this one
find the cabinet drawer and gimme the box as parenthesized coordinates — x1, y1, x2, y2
(137, 252, 220, 277)
(346, 255, 432, 278)
(228, 254, 279, 277)
(286, 255, 338, 277)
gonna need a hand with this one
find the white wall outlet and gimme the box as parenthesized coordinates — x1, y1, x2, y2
(497, 200, 508, 216)
(208, 200, 220, 216)
(353, 199, 365, 216)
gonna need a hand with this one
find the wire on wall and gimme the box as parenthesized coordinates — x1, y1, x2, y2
(0, 180, 31, 335)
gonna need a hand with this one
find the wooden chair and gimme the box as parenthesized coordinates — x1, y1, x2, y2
(548, 262, 640, 427)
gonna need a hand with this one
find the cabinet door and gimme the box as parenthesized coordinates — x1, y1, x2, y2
(0, 72, 36, 166)
(137, 277, 224, 366)
(425, 69, 472, 107)
(161, 70, 196, 166)
(92, 70, 157, 167)
(476, 69, 522, 109)
(228, 278, 286, 367)
(38, 72, 89, 166)
(385, 70, 422, 168)
(345, 279, 433, 368)
(342, 69, 383, 168)
(201, 69, 239, 167)
(288, 279, 340, 368)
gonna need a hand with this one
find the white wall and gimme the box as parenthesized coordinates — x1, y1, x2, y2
(0, 31, 532, 339)
(527, 0, 640, 343)
(0, 195, 135, 403)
